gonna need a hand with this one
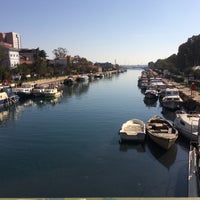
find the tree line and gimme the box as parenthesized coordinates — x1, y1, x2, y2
(0, 47, 118, 83)
(148, 34, 200, 79)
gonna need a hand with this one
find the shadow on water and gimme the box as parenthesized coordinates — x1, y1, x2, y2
(161, 107, 177, 122)
(147, 138, 178, 170)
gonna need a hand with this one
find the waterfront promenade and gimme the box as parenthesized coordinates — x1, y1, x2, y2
(27, 76, 68, 85)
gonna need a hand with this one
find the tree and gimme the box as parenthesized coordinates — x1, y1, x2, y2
(71, 55, 94, 73)
(34, 48, 47, 60)
(177, 35, 200, 69)
(52, 47, 68, 59)
(38, 49, 47, 59)
(32, 48, 47, 77)
(0, 47, 8, 67)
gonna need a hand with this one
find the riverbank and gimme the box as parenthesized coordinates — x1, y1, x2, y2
(24, 70, 121, 86)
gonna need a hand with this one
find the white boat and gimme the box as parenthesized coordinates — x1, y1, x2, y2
(161, 87, 183, 110)
(119, 119, 146, 142)
(174, 111, 200, 141)
(31, 84, 48, 97)
(76, 74, 89, 82)
(94, 74, 104, 79)
(0, 87, 19, 107)
(144, 88, 159, 99)
(14, 83, 35, 98)
(140, 79, 148, 90)
(64, 76, 75, 86)
(146, 115, 178, 150)
(43, 87, 62, 98)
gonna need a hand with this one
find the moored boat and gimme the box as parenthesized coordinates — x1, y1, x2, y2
(14, 83, 35, 99)
(161, 87, 183, 110)
(64, 76, 75, 86)
(31, 85, 47, 97)
(146, 115, 178, 150)
(174, 110, 200, 141)
(144, 88, 159, 99)
(0, 87, 19, 107)
(43, 87, 62, 98)
(119, 118, 146, 142)
(76, 74, 89, 82)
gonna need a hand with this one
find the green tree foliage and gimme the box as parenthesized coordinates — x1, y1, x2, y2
(177, 35, 200, 69)
(0, 47, 10, 81)
(33, 48, 47, 77)
(52, 47, 68, 59)
(0, 47, 7, 66)
(72, 55, 94, 73)
(149, 34, 200, 75)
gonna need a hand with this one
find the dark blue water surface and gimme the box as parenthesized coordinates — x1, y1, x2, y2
(0, 69, 188, 197)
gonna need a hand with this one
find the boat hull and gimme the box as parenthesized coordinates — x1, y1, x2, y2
(119, 119, 146, 142)
(147, 131, 177, 150)
(162, 100, 182, 110)
(146, 115, 178, 150)
(120, 132, 146, 142)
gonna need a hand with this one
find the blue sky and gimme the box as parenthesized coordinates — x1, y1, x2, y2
(1, 0, 200, 65)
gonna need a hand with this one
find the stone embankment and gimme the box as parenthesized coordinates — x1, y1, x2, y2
(163, 79, 200, 112)
(27, 76, 67, 85)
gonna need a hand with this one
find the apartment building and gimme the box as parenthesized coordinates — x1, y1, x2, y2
(0, 32, 21, 49)
(0, 32, 21, 68)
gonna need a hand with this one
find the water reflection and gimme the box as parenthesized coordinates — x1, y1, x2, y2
(143, 97, 158, 108)
(0, 105, 23, 125)
(147, 139, 178, 170)
(62, 81, 90, 97)
(119, 141, 146, 153)
(0, 81, 91, 125)
(0, 109, 9, 125)
(32, 95, 62, 107)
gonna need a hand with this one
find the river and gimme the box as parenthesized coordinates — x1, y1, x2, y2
(0, 69, 188, 197)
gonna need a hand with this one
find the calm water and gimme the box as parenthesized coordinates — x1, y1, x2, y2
(0, 69, 189, 197)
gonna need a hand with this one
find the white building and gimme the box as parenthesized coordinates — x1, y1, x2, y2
(8, 48, 20, 68)
(0, 44, 20, 68)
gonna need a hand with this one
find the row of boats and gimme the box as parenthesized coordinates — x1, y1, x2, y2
(0, 83, 63, 108)
(140, 69, 200, 142)
(14, 83, 62, 98)
(0, 69, 128, 107)
(138, 70, 183, 110)
(119, 69, 200, 150)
